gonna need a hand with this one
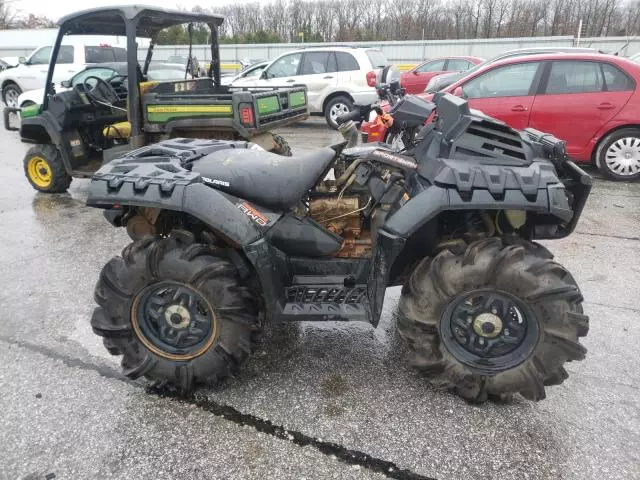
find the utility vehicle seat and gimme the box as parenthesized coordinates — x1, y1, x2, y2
(191, 147, 337, 211)
(103, 81, 159, 139)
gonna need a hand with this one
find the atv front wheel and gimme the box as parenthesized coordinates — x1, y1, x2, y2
(91, 230, 262, 392)
(397, 237, 588, 403)
(23, 144, 71, 193)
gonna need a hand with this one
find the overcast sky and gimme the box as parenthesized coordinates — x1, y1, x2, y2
(17, 1, 238, 22)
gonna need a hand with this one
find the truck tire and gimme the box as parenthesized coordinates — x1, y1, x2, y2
(325, 95, 353, 130)
(596, 128, 640, 181)
(397, 237, 588, 403)
(2, 82, 21, 108)
(23, 144, 72, 193)
(91, 230, 263, 393)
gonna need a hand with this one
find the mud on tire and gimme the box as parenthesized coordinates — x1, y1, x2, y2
(397, 237, 589, 403)
(91, 230, 262, 392)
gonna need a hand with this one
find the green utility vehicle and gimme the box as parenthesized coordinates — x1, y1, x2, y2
(7, 6, 308, 192)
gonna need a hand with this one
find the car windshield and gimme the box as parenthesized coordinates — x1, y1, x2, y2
(71, 67, 118, 86)
(242, 64, 266, 78)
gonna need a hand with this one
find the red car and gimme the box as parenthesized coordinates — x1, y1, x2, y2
(362, 53, 640, 180)
(400, 56, 483, 94)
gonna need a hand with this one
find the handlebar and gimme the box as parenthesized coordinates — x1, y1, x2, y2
(336, 108, 365, 125)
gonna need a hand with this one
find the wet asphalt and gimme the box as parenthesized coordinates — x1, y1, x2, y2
(0, 119, 639, 480)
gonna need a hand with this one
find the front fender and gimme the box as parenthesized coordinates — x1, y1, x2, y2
(385, 185, 560, 239)
(21, 111, 61, 144)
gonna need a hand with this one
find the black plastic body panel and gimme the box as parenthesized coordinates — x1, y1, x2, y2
(389, 95, 435, 129)
(266, 214, 342, 257)
(87, 140, 265, 246)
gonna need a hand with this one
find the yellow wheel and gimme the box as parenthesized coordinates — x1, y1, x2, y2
(23, 144, 71, 193)
(26, 156, 52, 189)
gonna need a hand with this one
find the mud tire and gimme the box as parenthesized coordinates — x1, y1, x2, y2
(91, 230, 262, 393)
(397, 237, 588, 403)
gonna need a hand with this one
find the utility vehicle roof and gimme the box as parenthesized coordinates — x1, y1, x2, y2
(58, 6, 224, 37)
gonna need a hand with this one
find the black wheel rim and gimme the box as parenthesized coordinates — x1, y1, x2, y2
(440, 289, 539, 374)
(132, 281, 215, 360)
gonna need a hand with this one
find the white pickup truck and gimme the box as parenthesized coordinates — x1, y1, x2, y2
(0, 41, 127, 108)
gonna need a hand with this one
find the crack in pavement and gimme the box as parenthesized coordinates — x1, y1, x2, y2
(574, 231, 640, 242)
(0, 335, 436, 480)
(584, 301, 640, 313)
(589, 191, 640, 199)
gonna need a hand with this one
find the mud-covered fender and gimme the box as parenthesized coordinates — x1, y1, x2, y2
(87, 165, 262, 247)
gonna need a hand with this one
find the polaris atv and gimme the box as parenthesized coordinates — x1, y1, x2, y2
(87, 93, 591, 403)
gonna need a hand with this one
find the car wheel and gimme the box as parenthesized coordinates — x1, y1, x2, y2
(2, 83, 22, 108)
(597, 128, 640, 181)
(21, 100, 36, 108)
(324, 95, 353, 130)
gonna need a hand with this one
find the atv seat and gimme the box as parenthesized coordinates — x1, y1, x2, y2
(191, 147, 336, 211)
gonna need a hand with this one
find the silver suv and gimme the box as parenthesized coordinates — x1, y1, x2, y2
(237, 46, 389, 128)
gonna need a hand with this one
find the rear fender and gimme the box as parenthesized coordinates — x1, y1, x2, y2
(88, 170, 265, 247)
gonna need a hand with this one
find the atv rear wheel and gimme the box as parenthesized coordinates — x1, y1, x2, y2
(91, 230, 262, 392)
(23, 144, 71, 193)
(397, 237, 588, 403)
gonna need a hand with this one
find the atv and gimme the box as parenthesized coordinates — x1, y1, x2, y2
(9, 6, 308, 193)
(87, 92, 591, 403)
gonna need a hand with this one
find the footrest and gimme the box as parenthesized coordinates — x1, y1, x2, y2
(280, 302, 369, 322)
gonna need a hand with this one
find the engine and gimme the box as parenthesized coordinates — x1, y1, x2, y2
(309, 197, 371, 258)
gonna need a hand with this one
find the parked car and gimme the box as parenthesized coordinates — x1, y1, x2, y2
(239, 46, 389, 128)
(362, 52, 640, 180)
(165, 54, 201, 76)
(16, 63, 190, 108)
(0, 57, 20, 71)
(225, 60, 269, 86)
(0, 42, 127, 108)
(400, 56, 483, 94)
(424, 47, 599, 94)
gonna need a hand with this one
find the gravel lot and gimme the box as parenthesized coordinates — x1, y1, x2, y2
(1, 118, 639, 480)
